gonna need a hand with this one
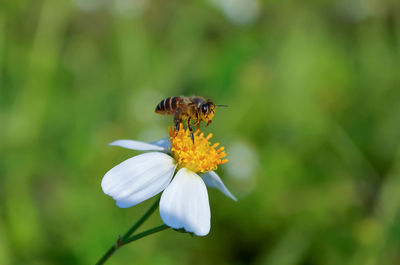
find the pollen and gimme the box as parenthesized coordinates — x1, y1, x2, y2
(169, 124, 228, 173)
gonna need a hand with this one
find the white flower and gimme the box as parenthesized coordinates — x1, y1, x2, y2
(101, 127, 237, 236)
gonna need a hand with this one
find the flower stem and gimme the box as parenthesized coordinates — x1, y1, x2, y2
(122, 224, 169, 245)
(121, 197, 160, 241)
(96, 197, 163, 265)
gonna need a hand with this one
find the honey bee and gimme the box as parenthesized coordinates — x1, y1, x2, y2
(155, 96, 226, 141)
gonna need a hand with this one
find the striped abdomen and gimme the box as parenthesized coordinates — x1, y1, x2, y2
(155, 96, 182, 114)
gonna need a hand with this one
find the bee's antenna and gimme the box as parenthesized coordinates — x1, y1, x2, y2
(216, 105, 228, 107)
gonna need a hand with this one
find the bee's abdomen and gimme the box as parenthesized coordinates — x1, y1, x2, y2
(155, 97, 180, 114)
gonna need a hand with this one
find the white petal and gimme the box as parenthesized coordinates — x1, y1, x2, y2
(102, 152, 176, 208)
(202, 171, 237, 201)
(150, 138, 171, 150)
(160, 168, 211, 236)
(109, 139, 169, 152)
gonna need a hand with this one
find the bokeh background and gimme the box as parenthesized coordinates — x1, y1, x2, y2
(1, 0, 400, 264)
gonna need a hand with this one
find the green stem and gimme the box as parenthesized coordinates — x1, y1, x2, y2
(122, 224, 169, 245)
(121, 197, 160, 241)
(96, 198, 162, 265)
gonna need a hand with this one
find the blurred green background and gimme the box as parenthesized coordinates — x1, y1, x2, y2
(1, 0, 400, 264)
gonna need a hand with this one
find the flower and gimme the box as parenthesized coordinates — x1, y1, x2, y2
(101, 125, 236, 236)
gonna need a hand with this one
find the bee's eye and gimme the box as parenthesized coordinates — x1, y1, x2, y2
(201, 104, 208, 114)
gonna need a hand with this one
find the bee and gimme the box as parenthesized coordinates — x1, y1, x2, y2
(155, 96, 226, 141)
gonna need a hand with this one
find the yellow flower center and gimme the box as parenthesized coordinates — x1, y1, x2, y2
(169, 124, 228, 173)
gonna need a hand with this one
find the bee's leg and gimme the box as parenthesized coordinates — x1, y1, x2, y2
(193, 120, 200, 136)
(187, 117, 194, 143)
(174, 120, 180, 132)
(174, 112, 181, 132)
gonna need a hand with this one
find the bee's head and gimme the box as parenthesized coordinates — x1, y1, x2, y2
(200, 101, 215, 126)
